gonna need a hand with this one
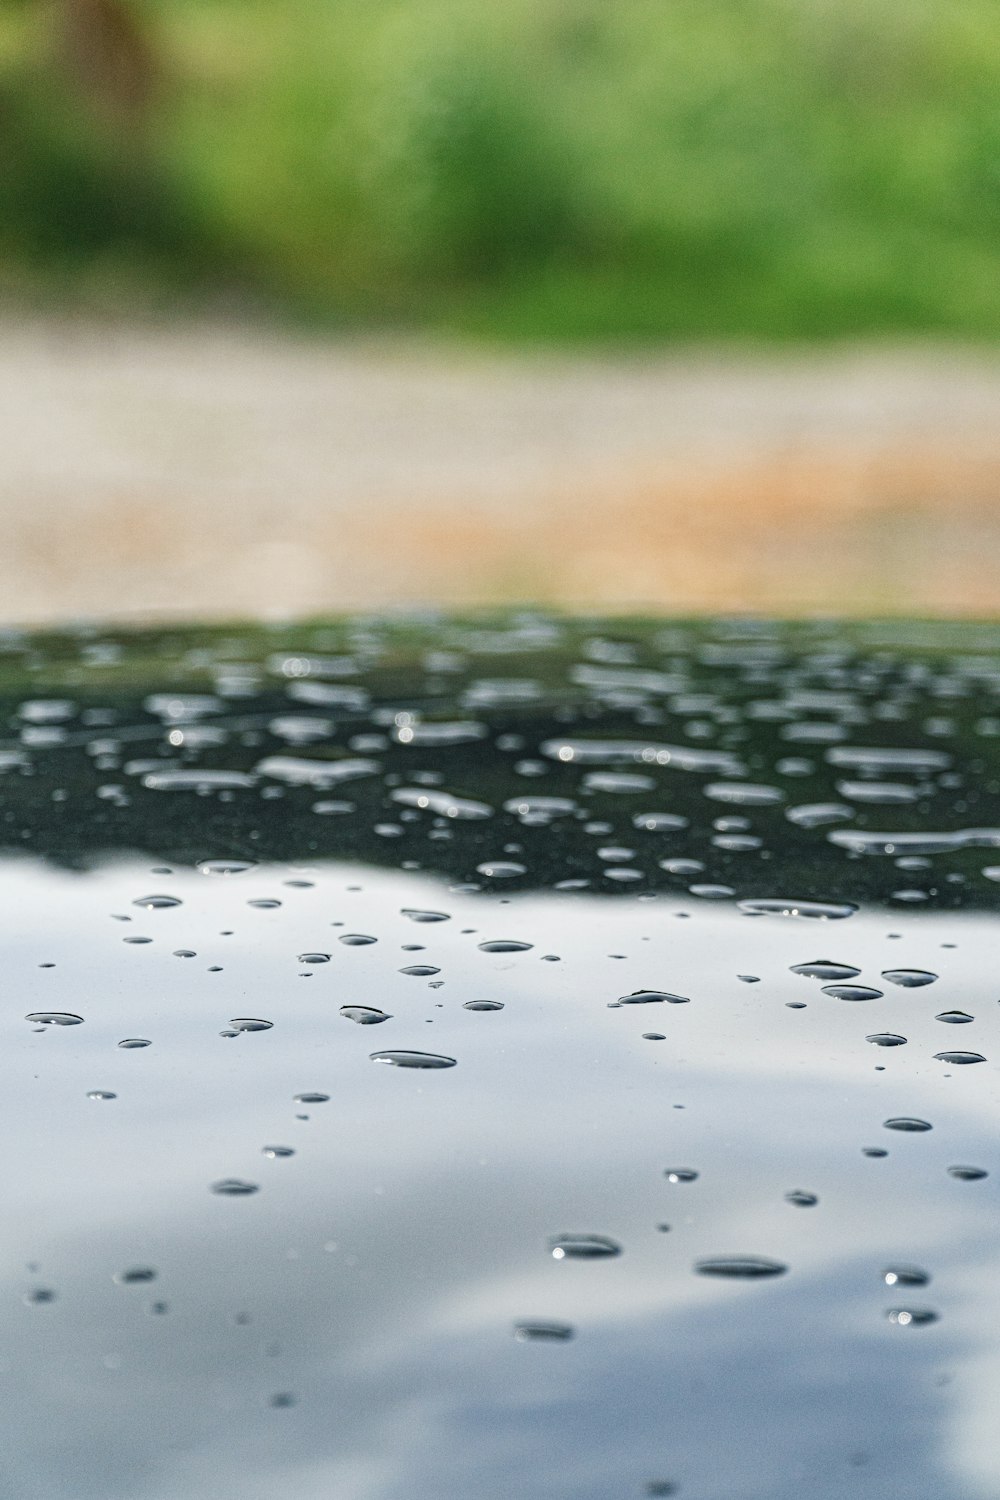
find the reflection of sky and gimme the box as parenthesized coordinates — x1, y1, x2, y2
(2, 858, 998, 1499)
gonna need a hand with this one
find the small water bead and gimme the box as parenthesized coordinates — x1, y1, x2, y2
(229, 1017, 273, 1033)
(248, 898, 282, 909)
(665, 1168, 699, 1183)
(197, 859, 256, 876)
(477, 861, 527, 878)
(694, 1256, 787, 1279)
(298, 952, 330, 963)
(399, 965, 440, 976)
(24, 1287, 57, 1305)
(633, 812, 688, 832)
(340, 1006, 391, 1024)
(401, 909, 451, 923)
(513, 1322, 574, 1342)
(550, 1234, 621, 1260)
(867, 1033, 907, 1047)
(339, 934, 377, 946)
(132, 894, 181, 909)
(884, 1266, 930, 1287)
(738, 898, 857, 919)
(863, 1148, 889, 1158)
(210, 1179, 259, 1196)
(370, 1050, 457, 1069)
(642, 1032, 666, 1041)
(86, 1090, 116, 1100)
(26, 1011, 83, 1026)
(785, 802, 853, 829)
(113, 1266, 156, 1285)
(118, 1037, 151, 1049)
(884, 1117, 933, 1132)
(882, 969, 938, 987)
(262, 1146, 295, 1158)
(948, 1165, 988, 1180)
(463, 1000, 504, 1012)
(477, 940, 532, 953)
(785, 1001, 807, 1009)
(689, 883, 736, 899)
(620, 990, 689, 1006)
(886, 1307, 939, 1327)
(934, 1050, 986, 1064)
(173, 949, 196, 958)
(704, 781, 785, 806)
(785, 1190, 818, 1207)
(790, 961, 860, 981)
(737, 974, 760, 983)
(293, 1092, 329, 1104)
(123, 936, 152, 945)
(644, 1484, 677, 1498)
(822, 984, 884, 1002)
(936, 1010, 974, 1024)
(583, 771, 656, 795)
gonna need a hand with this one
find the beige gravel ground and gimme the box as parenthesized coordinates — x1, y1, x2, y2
(3, 317, 1000, 625)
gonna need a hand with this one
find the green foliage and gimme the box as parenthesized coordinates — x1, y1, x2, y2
(3, 0, 1000, 336)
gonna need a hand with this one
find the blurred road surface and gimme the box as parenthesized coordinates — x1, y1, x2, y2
(2, 318, 1000, 624)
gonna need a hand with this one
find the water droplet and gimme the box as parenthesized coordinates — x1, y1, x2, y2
(934, 1050, 986, 1064)
(114, 1266, 156, 1284)
(549, 1234, 621, 1260)
(463, 999, 504, 1011)
(86, 1090, 116, 1100)
(739, 898, 857, 920)
(886, 1307, 938, 1327)
(297, 952, 330, 963)
(24, 1287, 57, 1305)
(248, 898, 282, 909)
(618, 990, 689, 1006)
(947, 1165, 988, 1180)
(704, 781, 785, 806)
(936, 1010, 974, 1024)
(863, 1147, 889, 1157)
(262, 1145, 295, 1158)
(340, 1006, 391, 1024)
(883, 1266, 929, 1287)
(665, 1168, 699, 1183)
(132, 894, 181, 909)
(268, 1392, 296, 1408)
(790, 961, 860, 981)
(867, 1033, 907, 1047)
(477, 861, 526, 878)
(293, 1092, 329, 1104)
(785, 1190, 818, 1207)
(198, 859, 256, 876)
(401, 909, 451, 923)
(884, 1117, 932, 1132)
(339, 934, 377, 946)
(513, 1321, 574, 1341)
(370, 1050, 456, 1069)
(26, 1011, 83, 1026)
(477, 940, 533, 953)
(399, 965, 440, 976)
(882, 969, 938, 987)
(694, 1256, 787, 1279)
(229, 1017, 273, 1033)
(822, 984, 883, 1002)
(210, 1179, 259, 1196)
(118, 1037, 151, 1048)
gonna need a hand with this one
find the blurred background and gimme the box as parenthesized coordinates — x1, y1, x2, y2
(3, 0, 1000, 623)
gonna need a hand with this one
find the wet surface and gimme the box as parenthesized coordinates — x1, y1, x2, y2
(3, 614, 1000, 1498)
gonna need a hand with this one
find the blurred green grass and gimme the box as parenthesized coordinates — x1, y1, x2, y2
(3, 0, 1000, 338)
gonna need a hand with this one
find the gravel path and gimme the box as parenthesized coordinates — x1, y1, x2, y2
(3, 318, 1000, 624)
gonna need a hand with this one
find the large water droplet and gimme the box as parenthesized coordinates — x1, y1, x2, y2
(665, 1168, 699, 1183)
(948, 1165, 988, 1180)
(229, 1017, 273, 1033)
(26, 1011, 83, 1026)
(883, 1266, 929, 1287)
(886, 1307, 938, 1327)
(884, 1117, 932, 1132)
(463, 999, 504, 1012)
(822, 984, 883, 1001)
(785, 1190, 818, 1207)
(694, 1256, 787, 1279)
(293, 1091, 330, 1104)
(882, 969, 938, 987)
(118, 1037, 151, 1048)
(739, 898, 857, 919)
(936, 1010, 974, 1024)
(618, 990, 689, 1005)
(132, 894, 182, 909)
(340, 1006, 391, 1024)
(478, 940, 533, 953)
(513, 1322, 574, 1341)
(934, 1050, 986, 1064)
(550, 1233, 621, 1260)
(867, 1033, 907, 1047)
(114, 1266, 156, 1284)
(210, 1179, 259, 1195)
(790, 961, 860, 981)
(370, 1050, 457, 1069)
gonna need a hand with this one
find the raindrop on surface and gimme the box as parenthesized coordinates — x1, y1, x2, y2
(210, 1179, 259, 1196)
(884, 1117, 933, 1132)
(26, 1011, 83, 1026)
(228, 1017, 274, 1033)
(934, 1050, 986, 1064)
(790, 961, 861, 981)
(821, 984, 884, 1002)
(123, 936, 152, 945)
(886, 1307, 939, 1327)
(549, 1233, 621, 1260)
(704, 781, 785, 806)
(132, 894, 181, 909)
(936, 1010, 974, 1024)
(401, 909, 451, 923)
(477, 861, 527, 878)
(463, 999, 504, 1011)
(948, 1165, 988, 1180)
(739, 898, 857, 919)
(644, 1484, 677, 1498)
(477, 940, 533, 953)
(340, 1006, 391, 1024)
(24, 1287, 57, 1305)
(665, 1168, 699, 1183)
(118, 1037, 151, 1049)
(262, 1146, 295, 1158)
(863, 1147, 889, 1158)
(867, 1033, 907, 1047)
(882, 969, 938, 987)
(297, 952, 330, 963)
(785, 1190, 818, 1207)
(293, 1092, 330, 1104)
(113, 1267, 156, 1284)
(694, 1256, 787, 1279)
(86, 1090, 116, 1101)
(884, 1266, 930, 1287)
(197, 859, 256, 876)
(399, 965, 440, 976)
(339, 934, 377, 946)
(618, 990, 689, 1005)
(513, 1322, 574, 1342)
(370, 1050, 457, 1069)
(248, 898, 282, 909)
